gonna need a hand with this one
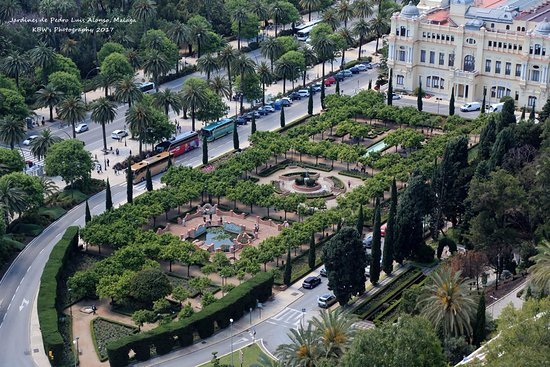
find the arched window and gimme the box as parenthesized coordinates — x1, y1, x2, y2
(464, 55, 475, 72)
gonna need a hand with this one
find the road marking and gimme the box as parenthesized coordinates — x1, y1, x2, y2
(19, 298, 29, 312)
(39, 248, 45, 255)
(15, 285, 19, 293)
(7, 302, 11, 311)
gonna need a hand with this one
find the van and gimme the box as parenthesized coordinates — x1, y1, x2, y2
(460, 102, 481, 112)
(489, 103, 504, 113)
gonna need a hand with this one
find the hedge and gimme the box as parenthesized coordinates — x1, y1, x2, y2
(106, 272, 273, 367)
(37, 226, 79, 366)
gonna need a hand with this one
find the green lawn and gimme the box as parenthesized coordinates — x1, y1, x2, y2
(198, 343, 273, 367)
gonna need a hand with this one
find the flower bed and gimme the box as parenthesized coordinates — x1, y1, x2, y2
(91, 318, 138, 362)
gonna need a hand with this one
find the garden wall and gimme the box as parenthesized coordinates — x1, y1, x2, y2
(106, 272, 274, 367)
(37, 226, 79, 365)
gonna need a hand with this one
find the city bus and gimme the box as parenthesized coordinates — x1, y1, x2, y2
(295, 19, 322, 33)
(130, 151, 173, 184)
(295, 19, 322, 41)
(138, 82, 155, 93)
(201, 118, 234, 142)
(154, 131, 200, 157)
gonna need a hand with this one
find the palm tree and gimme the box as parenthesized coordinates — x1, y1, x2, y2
(322, 8, 340, 31)
(301, 46, 317, 87)
(370, 12, 389, 53)
(419, 266, 477, 338)
(167, 21, 192, 60)
(1, 51, 30, 88)
(260, 37, 283, 73)
(125, 49, 142, 71)
(256, 61, 272, 105)
(337, 0, 354, 28)
(126, 102, 154, 155)
(153, 89, 182, 116)
(529, 241, 550, 294)
(180, 79, 208, 131)
(300, 0, 322, 22)
(0, 0, 21, 22)
(35, 85, 65, 122)
(231, 5, 249, 50)
(275, 58, 294, 94)
(311, 309, 356, 358)
(114, 76, 143, 108)
(232, 53, 256, 113)
(39, 176, 59, 199)
(218, 46, 238, 97)
(91, 97, 117, 151)
(312, 37, 336, 85)
(60, 38, 79, 58)
(270, 3, 285, 37)
(28, 42, 55, 82)
(30, 129, 62, 160)
(0, 177, 28, 223)
(0, 117, 25, 149)
(196, 53, 219, 80)
(189, 22, 210, 58)
(57, 96, 86, 138)
(131, 0, 157, 24)
(276, 323, 321, 367)
(353, 18, 371, 60)
(142, 50, 172, 93)
(208, 76, 231, 100)
(353, 0, 374, 19)
(338, 28, 354, 69)
(250, 0, 269, 29)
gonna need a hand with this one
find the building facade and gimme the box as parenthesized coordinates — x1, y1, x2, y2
(387, 0, 550, 110)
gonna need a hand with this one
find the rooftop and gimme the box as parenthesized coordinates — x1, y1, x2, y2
(515, 2, 550, 21)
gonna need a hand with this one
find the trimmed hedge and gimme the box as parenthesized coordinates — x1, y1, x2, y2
(106, 272, 273, 367)
(338, 170, 370, 180)
(37, 226, 79, 366)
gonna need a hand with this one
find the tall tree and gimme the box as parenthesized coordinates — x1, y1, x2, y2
(256, 61, 272, 106)
(478, 114, 497, 160)
(276, 324, 320, 366)
(481, 87, 487, 114)
(308, 232, 316, 270)
(251, 112, 257, 134)
(126, 101, 154, 155)
(283, 245, 292, 286)
(126, 158, 133, 204)
(145, 167, 153, 191)
(218, 45, 238, 97)
(449, 87, 455, 116)
(230, 3, 249, 50)
(387, 68, 393, 106)
(114, 77, 143, 108)
(142, 50, 171, 93)
(1, 51, 30, 88)
(180, 78, 208, 131)
(28, 42, 55, 83)
(196, 53, 219, 80)
(57, 96, 86, 138)
(233, 121, 239, 150)
(352, 18, 370, 60)
(369, 12, 389, 53)
(382, 178, 397, 275)
(208, 76, 231, 100)
(311, 309, 356, 358)
(529, 106, 536, 121)
(232, 53, 256, 113)
(356, 204, 364, 236)
(85, 200, 91, 224)
(30, 129, 62, 160)
(0, 117, 25, 150)
(152, 89, 182, 116)
(370, 197, 381, 285)
(260, 37, 283, 72)
(308, 87, 314, 115)
(472, 293, 486, 347)
(202, 135, 208, 165)
(335, 79, 340, 95)
(105, 178, 113, 210)
(417, 78, 423, 111)
(280, 105, 285, 128)
(323, 227, 367, 305)
(499, 98, 516, 131)
(91, 97, 117, 151)
(539, 97, 550, 123)
(300, 0, 322, 22)
(35, 84, 65, 122)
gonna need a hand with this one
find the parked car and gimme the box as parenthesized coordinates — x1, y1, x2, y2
(297, 89, 310, 98)
(22, 135, 39, 146)
(355, 64, 368, 71)
(335, 72, 345, 81)
(311, 83, 322, 92)
(362, 62, 373, 69)
(302, 276, 322, 289)
(365, 266, 370, 277)
(390, 93, 402, 100)
(460, 102, 481, 112)
(363, 235, 373, 249)
(349, 66, 360, 74)
(256, 106, 269, 115)
(75, 123, 88, 133)
(288, 92, 302, 101)
(277, 98, 292, 107)
(317, 294, 337, 308)
(380, 223, 387, 236)
(320, 267, 327, 277)
(111, 129, 128, 140)
(324, 76, 336, 86)
(489, 102, 504, 113)
(342, 69, 353, 77)
(245, 111, 261, 120)
(235, 116, 248, 125)
(263, 104, 276, 113)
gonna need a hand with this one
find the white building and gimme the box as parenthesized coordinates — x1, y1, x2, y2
(387, 0, 550, 110)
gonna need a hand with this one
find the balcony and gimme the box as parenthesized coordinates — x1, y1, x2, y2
(454, 69, 479, 80)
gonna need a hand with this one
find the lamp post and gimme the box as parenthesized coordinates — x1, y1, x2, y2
(301, 308, 306, 327)
(489, 295, 498, 318)
(73, 337, 79, 366)
(230, 318, 234, 367)
(197, 33, 202, 58)
(83, 66, 100, 104)
(436, 97, 442, 114)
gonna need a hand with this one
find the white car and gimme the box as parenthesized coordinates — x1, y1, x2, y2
(460, 102, 481, 112)
(263, 105, 275, 113)
(297, 89, 310, 98)
(75, 123, 89, 133)
(390, 93, 401, 100)
(22, 135, 39, 146)
(111, 129, 128, 139)
(355, 64, 368, 71)
(311, 83, 322, 92)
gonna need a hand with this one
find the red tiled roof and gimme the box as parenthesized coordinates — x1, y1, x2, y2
(426, 9, 449, 24)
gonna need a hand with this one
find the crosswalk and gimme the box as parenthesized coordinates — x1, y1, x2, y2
(266, 308, 306, 329)
(19, 148, 44, 165)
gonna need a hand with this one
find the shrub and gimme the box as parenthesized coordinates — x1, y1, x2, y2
(437, 237, 457, 259)
(414, 243, 436, 263)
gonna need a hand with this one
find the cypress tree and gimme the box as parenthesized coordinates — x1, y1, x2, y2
(105, 178, 113, 211)
(417, 78, 423, 111)
(202, 135, 208, 165)
(283, 246, 292, 286)
(472, 293, 486, 347)
(85, 200, 91, 224)
(321, 83, 326, 109)
(251, 113, 257, 134)
(308, 87, 313, 115)
(383, 178, 397, 275)
(478, 115, 497, 160)
(308, 233, 316, 269)
(368, 79, 372, 90)
(145, 167, 153, 191)
(387, 68, 393, 106)
(126, 158, 133, 204)
(539, 97, 550, 123)
(499, 98, 516, 130)
(520, 105, 526, 121)
(280, 105, 285, 128)
(233, 121, 239, 150)
(335, 79, 340, 95)
(449, 87, 455, 116)
(370, 197, 381, 285)
(356, 204, 364, 237)
(529, 106, 535, 121)
(481, 87, 487, 114)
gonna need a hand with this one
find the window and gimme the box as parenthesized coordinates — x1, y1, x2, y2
(400, 26, 406, 36)
(427, 76, 431, 87)
(399, 50, 406, 62)
(491, 23, 495, 28)
(451, 36, 455, 42)
(489, 41, 493, 47)
(485, 59, 491, 72)
(440, 78, 445, 89)
(432, 77, 439, 88)
(506, 25, 510, 30)
(439, 52, 445, 65)
(420, 50, 426, 63)
(516, 64, 522, 77)
(464, 55, 475, 72)
(396, 75, 404, 85)
(528, 96, 537, 107)
(466, 38, 476, 44)
(491, 86, 511, 99)
(515, 91, 519, 101)
(535, 44, 541, 55)
(543, 48, 547, 56)
(422, 32, 426, 38)
(495, 61, 501, 74)
(448, 53, 455, 67)
(530, 69, 540, 82)
(505, 62, 511, 76)
(429, 51, 435, 64)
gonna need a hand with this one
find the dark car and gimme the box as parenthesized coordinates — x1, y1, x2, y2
(256, 106, 269, 115)
(302, 276, 322, 289)
(245, 111, 260, 121)
(235, 116, 248, 125)
(335, 72, 345, 81)
(288, 92, 302, 101)
(350, 66, 360, 74)
(363, 235, 373, 249)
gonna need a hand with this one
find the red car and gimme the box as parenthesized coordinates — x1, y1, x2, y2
(324, 76, 336, 86)
(380, 223, 387, 236)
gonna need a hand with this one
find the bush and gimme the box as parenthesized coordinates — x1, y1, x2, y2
(37, 226, 79, 366)
(437, 237, 457, 259)
(414, 243, 436, 263)
(91, 318, 138, 361)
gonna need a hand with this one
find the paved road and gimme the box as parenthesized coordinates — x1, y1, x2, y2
(0, 63, 380, 367)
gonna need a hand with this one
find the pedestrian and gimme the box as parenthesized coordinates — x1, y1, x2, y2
(95, 154, 98, 160)
(129, 150, 132, 156)
(41, 117, 45, 126)
(115, 148, 119, 155)
(348, 180, 351, 188)
(106, 159, 110, 167)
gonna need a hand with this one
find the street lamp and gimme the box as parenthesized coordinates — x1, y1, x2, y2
(301, 308, 306, 327)
(436, 97, 443, 114)
(83, 66, 100, 104)
(230, 318, 234, 367)
(489, 295, 498, 318)
(197, 33, 202, 58)
(72, 337, 79, 367)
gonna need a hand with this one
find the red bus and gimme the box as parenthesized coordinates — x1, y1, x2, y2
(154, 131, 200, 157)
